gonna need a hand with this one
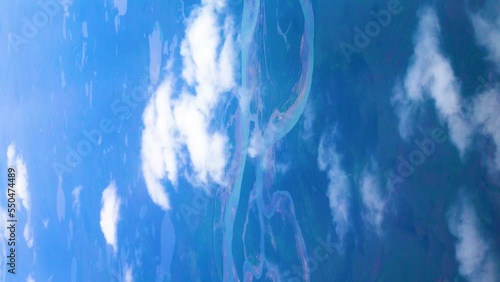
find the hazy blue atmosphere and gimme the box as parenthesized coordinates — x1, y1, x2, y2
(0, 0, 499, 281)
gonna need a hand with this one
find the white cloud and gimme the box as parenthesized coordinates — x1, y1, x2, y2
(7, 144, 30, 212)
(7, 143, 33, 248)
(180, 2, 236, 95)
(82, 21, 88, 39)
(469, 2, 500, 172)
(172, 94, 228, 184)
(393, 7, 500, 174)
(60, 0, 73, 17)
(72, 186, 83, 216)
(141, 79, 178, 211)
(448, 193, 499, 282)
(99, 182, 121, 253)
(26, 274, 35, 282)
(114, 0, 127, 16)
(140, 0, 236, 211)
(317, 130, 351, 247)
(124, 266, 133, 282)
(57, 175, 65, 222)
(248, 126, 263, 158)
(360, 167, 386, 235)
(24, 224, 33, 248)
(473, 89, 500, 171)
(114, 15, 120, 34)
(392, 8, 473, 156)
(471, 2, 500, 68)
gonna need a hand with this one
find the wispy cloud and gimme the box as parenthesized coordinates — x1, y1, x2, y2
(57, 175, 65, 222)
(393, 6, 500, 174)
(72, 186, 83, 216)
(23, 224, 33, 249)
(317, 129, 351, 247)
(113, 0, 127, 16)
(300, 101, 315, 141)
(60, 0, 73, 17)
(99, 182, 121, 253)
(392, 8, 472, 156)
(124, 265, 133, 282)
(149, 22, 162, 85)
(470, 2, 500, 172)
(472, 89, 500, 171)
(470, 2, 500, 68)
(360, 166, 386, 235)
(140, 0, 237, 211)
(448, 193, 499, 282)
(43, 219, 49, 229)
(7, 143, 33, 248)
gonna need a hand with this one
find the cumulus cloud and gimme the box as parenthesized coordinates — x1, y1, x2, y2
(99, 182, 121, 253)
(392, 8, 473, 156)
(360, 167, 386, 235)
(448, 193, 499, 282)
(470, 2, 500, 68)
(140, 0, 236, 211)
(317, 130, 351, 246)
(7, 143, 33, 248)
(141, 79, 178, 211)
